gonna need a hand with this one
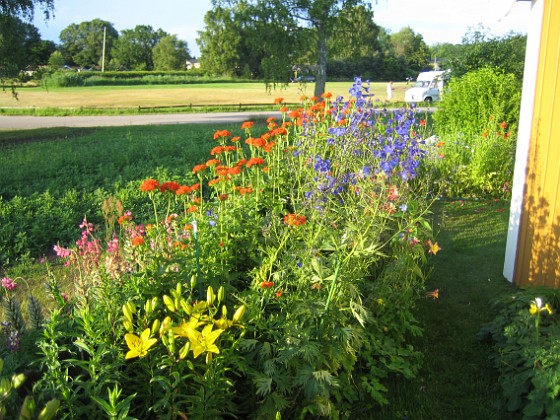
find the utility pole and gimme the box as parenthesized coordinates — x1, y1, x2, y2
(101, 26, 106, 72)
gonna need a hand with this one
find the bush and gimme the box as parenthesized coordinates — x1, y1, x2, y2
(423, 67, 521, 198)
(42, 71, 84, 88)
(434, 67, 521, 139)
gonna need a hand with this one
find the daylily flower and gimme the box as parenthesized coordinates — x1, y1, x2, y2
(125, 328, 157, 359)
(426, 289, 439, 299)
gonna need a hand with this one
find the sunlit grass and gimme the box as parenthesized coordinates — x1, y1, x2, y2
(0, 81, 408, 113)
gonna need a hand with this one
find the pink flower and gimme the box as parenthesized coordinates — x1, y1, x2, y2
(53, 244, 72, 258)
(1, 277, 17, 291)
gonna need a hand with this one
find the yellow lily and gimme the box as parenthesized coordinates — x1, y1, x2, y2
(124, 328, 157, 359)
(186, 324, 224, 359)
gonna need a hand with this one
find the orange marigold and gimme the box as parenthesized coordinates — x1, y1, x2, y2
(210, 146, 225, 155)
(241, 121, 254, 130)
(231, 136, 241, 142)
(140, 179, 159, 192)
(321, 92, 333, 99)
(274, 97, 284, 104)
(190, 183, 201, 191)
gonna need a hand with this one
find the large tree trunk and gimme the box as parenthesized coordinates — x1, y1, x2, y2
(314, 34, 327, 99)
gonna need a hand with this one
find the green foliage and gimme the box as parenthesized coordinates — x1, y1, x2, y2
(434, 67, 521, 139)
(424, 67, 521, 198)
(59, 19, 118, 68)
(110, 25, 168, 71)
(41, 71, 84, 87)
(153, 35, 190, 71)
(479, 290, 560, 418)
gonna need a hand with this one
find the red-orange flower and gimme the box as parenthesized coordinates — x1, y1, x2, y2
(213, 129, 232, 140)
(140, 179, 159, 192)
(321, 92, 333, 99)
(210, 146, 225, 155)
(218, 194, 229, 201)
(499, 121, 508, 129)
(187, 205, 198, 213)
(276, 290, 283, 297)
(246, 157, 266, 168)
(260, 281, 274, 288)
(192, 164, 207, 174)
(419, 119, 427, 127)
(231, 136, 241, 142)
(131, 237, 145, 247)
(284, 213, 307, 226)
(241, 121, 254, 130)
(274, 97, 284, 104)
(176, 185, 192, 195)
(159, 181, 181, 193)
(190, 183, 201, 191)
(206, 159, 220, 166)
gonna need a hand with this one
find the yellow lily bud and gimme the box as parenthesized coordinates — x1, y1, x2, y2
(123, 320, 134, 333)
(222, 305, 228, 317)
(152, 319, 161, 333)
(207, 286, 215, 306)
(167, 328, 175, 353)
(20, 395, 36, 420)
(163, 295, 176, 312)
(176, 282, 182, 296)
(232, 305, 246, 323)
(179, 341, 191, 359)
(151, 296, 158, 310)
(160, 316, 172, 337)
(12, 373, 26, 389)
(180, 299, 191, 315)
(145, 300, 152, 315)
(122, 304, 133, 323)
(190, 274, 197, 289)
(126, 301, 137, 315)
(38, 398, 60, 420)
(0, 377, 12, 396)
(217, 286, 225, 304)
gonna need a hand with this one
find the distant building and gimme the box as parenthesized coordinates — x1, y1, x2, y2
(186, 59, 201, 70)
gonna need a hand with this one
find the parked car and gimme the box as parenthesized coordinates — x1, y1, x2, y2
(291, 75, 315, 83)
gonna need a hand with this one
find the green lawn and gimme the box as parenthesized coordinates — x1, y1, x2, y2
(376, 199, 518, 419)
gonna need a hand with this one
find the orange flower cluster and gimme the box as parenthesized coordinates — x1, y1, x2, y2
(159, 181, 181, 193)
(260, 281, 274, 288)
(210, 145, 238, 156)
(241, 121, 254, 130)
(284, 213, 307, 226)
(213, 129, 232, 140)
(140, 179, 160, 192)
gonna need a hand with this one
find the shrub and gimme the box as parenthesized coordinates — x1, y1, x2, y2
(423, 67, 521, 198)
(433, 67, 521, 140)
(41, 71, 84, 88)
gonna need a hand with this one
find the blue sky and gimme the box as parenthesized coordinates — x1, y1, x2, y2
(33, 0, 531, 57)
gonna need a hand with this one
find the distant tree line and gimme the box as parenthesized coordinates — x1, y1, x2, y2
(2, 0, 527, 90)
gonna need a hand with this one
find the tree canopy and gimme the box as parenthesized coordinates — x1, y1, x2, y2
(1, 0, 54, 78)
(152, 35, 190, 70)
(111, 25, 168, 70)
(60, 19, 118, 68)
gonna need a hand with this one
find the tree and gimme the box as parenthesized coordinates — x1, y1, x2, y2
(197, 6, 242, 76)
(152, 35, 190, 70)
(47, 49, 64, 68)
(111, 25, 168, 70)
(390, 26, 430, 73)
(213, 0, 367, 97)
(60, 19, 118, 68)
(1, 0, 54, 78)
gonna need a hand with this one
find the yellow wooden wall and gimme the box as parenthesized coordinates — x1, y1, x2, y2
(514, 0, 560, 287)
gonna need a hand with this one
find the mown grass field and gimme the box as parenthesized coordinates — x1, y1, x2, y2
(0, 81, 408, 110)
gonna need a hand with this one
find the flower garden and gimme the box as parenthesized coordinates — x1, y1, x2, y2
(1, 72, 558, 419)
